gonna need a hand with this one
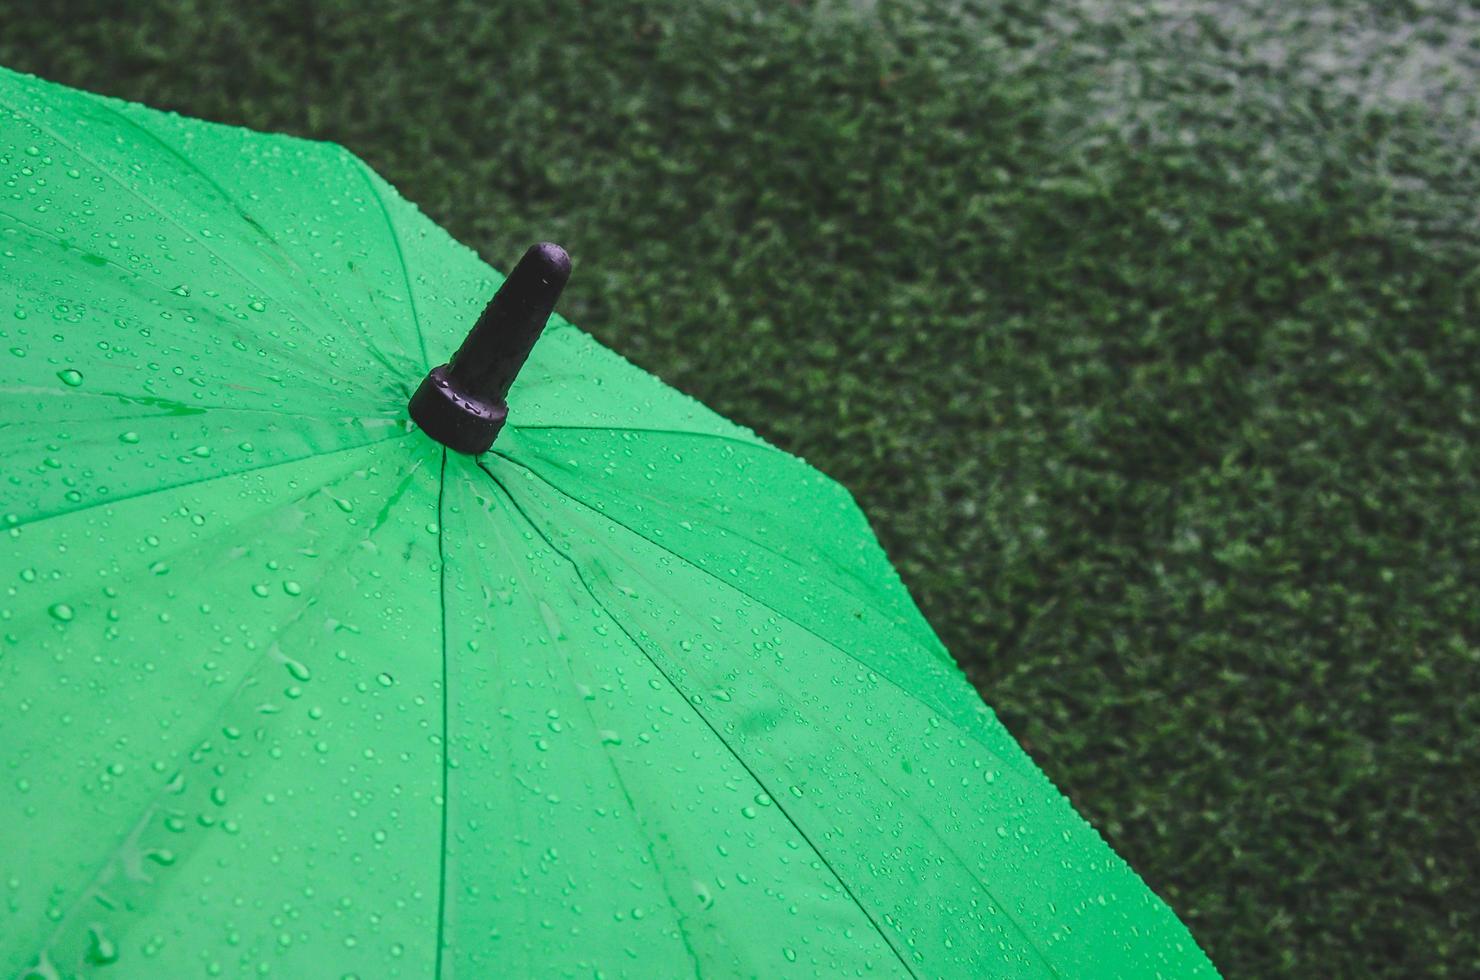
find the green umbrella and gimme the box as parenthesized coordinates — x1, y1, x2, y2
(0, 66, 1215, 978)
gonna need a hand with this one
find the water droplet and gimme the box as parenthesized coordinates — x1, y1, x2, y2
(56, 368, 84, 387)
(48, 603, 74, 623)
(85, 925, 119, 965)
(376, 672, 393, 687)
(251, 584, 269, 598)
(283, 580, 302, 596)
(248, 299, 267, 313)
(119, 431, 140, 444)
(171, 284, 191, 297)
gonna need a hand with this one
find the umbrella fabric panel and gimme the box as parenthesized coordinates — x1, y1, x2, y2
(0, 437, 445, 977)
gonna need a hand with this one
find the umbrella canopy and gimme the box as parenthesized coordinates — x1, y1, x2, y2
(0, 66, 1215, 978)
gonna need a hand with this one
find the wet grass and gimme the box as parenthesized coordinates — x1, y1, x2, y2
(3, 1, 1477, 975)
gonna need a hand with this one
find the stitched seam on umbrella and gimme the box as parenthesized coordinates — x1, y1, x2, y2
(349, 155, 432, 372)
(505, 425, 948, 660)
(485, 476, 707, 972)
(0, 396, 396, 427)
(76, 95, 409, 381)
(434, 448, 451, 979)
(502, 432, 949, 659)
(510, 423, 775, 454)
(2, 432, 410, 532)
(539, 586, 707, 975)
(582, 735, 706, 974)
(478, 484, 703, 975)
(479, 461, 920, 980)
(488, 448, 1009, 766)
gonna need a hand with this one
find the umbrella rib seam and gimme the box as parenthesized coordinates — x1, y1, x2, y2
(348, 153, 432, 372)
(0, 396, 400, 427)
(511, 423, 775, 454)
(434, 448, 452, 979)
(505, 433, 947, 659)
(2, 432, 411, 532)
(478, 460, 922, 980)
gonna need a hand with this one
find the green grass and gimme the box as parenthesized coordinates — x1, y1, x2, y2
(4, 1, 1477, 975)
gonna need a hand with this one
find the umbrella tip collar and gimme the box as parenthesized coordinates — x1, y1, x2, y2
(407, 364, 510, 454)
(409, 242, 570, 454)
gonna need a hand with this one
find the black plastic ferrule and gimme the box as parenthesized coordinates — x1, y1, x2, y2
(409, 242, 571, 454)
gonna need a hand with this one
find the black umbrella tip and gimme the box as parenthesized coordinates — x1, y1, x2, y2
(408, 242, 573, 454)
(530, 242, 572, 284)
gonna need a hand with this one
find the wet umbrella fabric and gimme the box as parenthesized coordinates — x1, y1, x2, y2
(0, 67, 1216, 978)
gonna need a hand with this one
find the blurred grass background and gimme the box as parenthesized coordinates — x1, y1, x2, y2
(3, 1, 1477, 975)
